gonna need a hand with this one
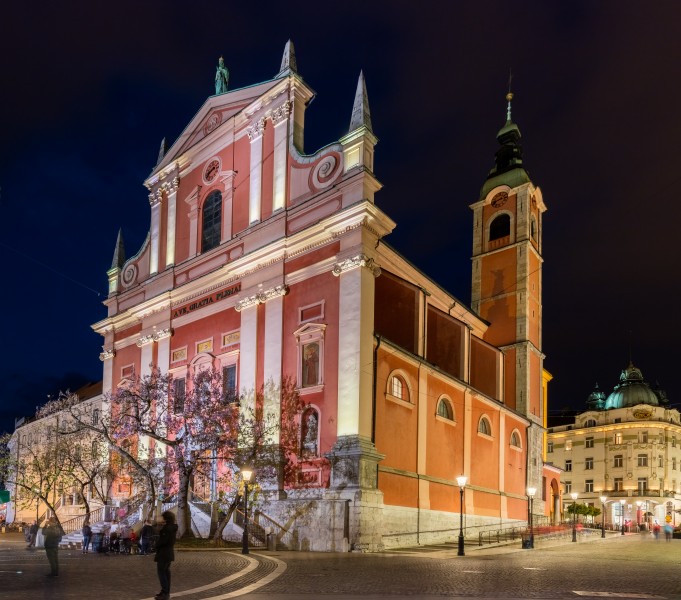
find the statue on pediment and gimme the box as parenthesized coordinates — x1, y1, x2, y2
(215, 57, 229, 95)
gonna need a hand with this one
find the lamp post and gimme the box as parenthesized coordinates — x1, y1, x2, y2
(527, 487, 537, 549)
(636, 500, 642, 531)
(570, 492, 578, 542)
(600, 496, 607, 538)
(456, 475, 467, 556)
(620, 499, 626, 535)
(241, 467, 253, 555)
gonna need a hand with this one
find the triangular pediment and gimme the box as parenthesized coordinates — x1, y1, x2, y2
(150, 78, 285, 176)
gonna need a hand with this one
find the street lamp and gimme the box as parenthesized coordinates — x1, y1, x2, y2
(571, 492, 578, 542)
(636, 500, 642, 531)
(456, 475, 467, 556)
(620, 499, 626, 535)
(600, 496, 607, 538)
(241, 466, 253, 555)
(526, 487, 537, 549)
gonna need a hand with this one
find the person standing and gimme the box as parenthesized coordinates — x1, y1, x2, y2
(42, 517, 64, 576)
(81, 522, 92, 554)
(154, 511, 178, 600)
(140, 519, 153, 555)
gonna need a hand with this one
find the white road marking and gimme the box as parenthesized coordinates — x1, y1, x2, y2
(574, 592, 666, 598)
(462, 570, 484, 573)
(523, 567, 546, 570)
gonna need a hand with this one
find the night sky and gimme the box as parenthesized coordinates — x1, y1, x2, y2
(2, 2, 680, 434)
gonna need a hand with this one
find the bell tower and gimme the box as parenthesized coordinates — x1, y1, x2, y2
(470, 92, 547, 494)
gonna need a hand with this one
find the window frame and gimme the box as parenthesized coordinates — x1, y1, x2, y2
(637, 454, 648, 468)
(435, 397, 454, 422)
(477, 415, 492, 438)
(200, 190, 223, 253)
(294, 323, 326, 394)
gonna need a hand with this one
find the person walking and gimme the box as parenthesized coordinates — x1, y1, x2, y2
(42, 517, 64, 576)
(154, 511, 178, 600)
(82, 522, 92, 553)
(140, 519, 153, 555)
(26, 520, 39, 548)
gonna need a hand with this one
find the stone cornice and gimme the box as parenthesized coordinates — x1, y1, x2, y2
(136, 334, 155, 348)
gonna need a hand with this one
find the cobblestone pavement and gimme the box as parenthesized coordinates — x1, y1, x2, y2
(2, 531, 681, 600)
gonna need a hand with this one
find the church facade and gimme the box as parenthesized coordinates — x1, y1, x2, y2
(89, 42, 558, 551)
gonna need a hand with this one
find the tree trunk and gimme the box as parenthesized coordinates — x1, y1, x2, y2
(212, 496, 240, 544)
(176, 468, 193, 538)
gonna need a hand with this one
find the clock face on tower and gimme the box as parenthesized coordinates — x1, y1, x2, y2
(490, 192, 508, 208)
(204, 159, 220, 183)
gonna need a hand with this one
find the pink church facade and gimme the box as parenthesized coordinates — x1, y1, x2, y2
(93, 43, 559, 551)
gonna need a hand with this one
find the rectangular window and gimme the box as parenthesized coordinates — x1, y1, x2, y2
(638, 477, 647, 493)
(173, 377, 186, 413)
(614, 455, 623, 468)
(565, 459, 572, 472)
(565, 440, 573, 451)
(614, 418, 622, 424)
(637, 454, 648, 467)
(585, 437, 594, 449)
(614, 433, 623, 444)
(614, 477, 623, 491)
(674, 438, 677, 448)
(565, 481, 572, 494)
(547, 441, 553, 453)
(659, 455, 664, 468)
(222, 365, 237, 402)
(673, 458, 677, 471)
(585, 480, 594, 493)
(640, 431, 648, 443)
(585, 457, 594, 470)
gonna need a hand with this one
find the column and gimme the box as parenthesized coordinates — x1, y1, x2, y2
(247, 118, 265, 224)
(165, 178, 179, 267)
(271, 103, 291, 212)
(185, 186, 201, 258)
(236, 300, 259, 413)
(220, 171, 236, 243)
(263, 290, 285, 444)
(334, 255, 378, 438)
(149, 190, 162, 275)
(136, 335, 155, 460)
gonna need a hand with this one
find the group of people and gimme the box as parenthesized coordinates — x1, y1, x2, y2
(81, 518, 156, 555)
(22, 510, 177, 599)
(81, 512, 176, 600)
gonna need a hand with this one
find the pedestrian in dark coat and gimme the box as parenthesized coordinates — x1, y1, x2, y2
(82, 522, 92, 553)
(154, 511, 178, 600)
(140, 519, 153, 555)
(42, 517, 64, 576)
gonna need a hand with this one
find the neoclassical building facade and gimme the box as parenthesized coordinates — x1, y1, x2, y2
(548, 363, 678, 528)
(10, 43, 560, 550)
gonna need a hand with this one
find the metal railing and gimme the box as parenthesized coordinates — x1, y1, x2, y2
(234, 509, 266, 547)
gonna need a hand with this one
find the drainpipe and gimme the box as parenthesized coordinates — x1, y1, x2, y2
(371, 336, 381, 443)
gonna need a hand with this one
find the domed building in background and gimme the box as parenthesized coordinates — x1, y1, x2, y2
(548, 363, 678, 530)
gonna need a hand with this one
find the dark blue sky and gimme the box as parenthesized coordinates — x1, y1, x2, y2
(1, 1, 680, 433)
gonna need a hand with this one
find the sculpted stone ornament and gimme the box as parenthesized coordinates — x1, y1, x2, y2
(215, 57, 229, 95)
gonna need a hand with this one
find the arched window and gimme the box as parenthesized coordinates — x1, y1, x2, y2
(530, 216, 537, 241)
(389, 374, 409, 402)
(489, 214, 510, 242)
(301, 408, 319, 457)
(92, 408, 100, 426)
(584, 419, 596, 428)
(478, 416, 492, 436)
(201, 190, 222, 253)
(510, 430, 522, 448)
(436, 398, 453, 420)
